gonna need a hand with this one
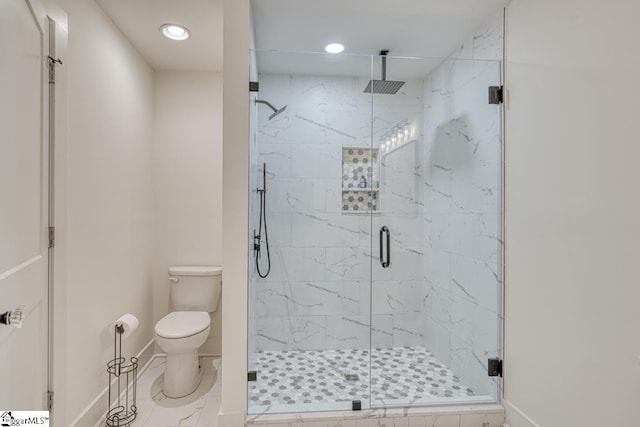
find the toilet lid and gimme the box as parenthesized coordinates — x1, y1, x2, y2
(155, 311, 210, 339)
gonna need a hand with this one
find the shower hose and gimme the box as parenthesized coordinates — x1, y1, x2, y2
(255, 167, 271, 278)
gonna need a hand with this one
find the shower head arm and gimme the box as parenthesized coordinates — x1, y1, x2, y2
(380, 50, 389, 81)
(255, 99, 278, 114)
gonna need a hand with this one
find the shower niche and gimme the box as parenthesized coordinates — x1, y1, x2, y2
(341, 147, 379, 212)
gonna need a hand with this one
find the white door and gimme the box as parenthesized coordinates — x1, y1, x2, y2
(0, 0, 50, 410)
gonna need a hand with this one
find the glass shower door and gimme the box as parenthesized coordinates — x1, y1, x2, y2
(247, 51, 376, 414)
(369, 55, 503, 407)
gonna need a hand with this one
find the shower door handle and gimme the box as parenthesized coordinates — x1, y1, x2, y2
(379, 226, 390, 268)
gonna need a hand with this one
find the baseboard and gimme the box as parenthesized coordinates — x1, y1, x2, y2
(153, 352, 222, 358)
(70, 339, 156, 427)
(219, 410, 246, 427)
(503, 399, 541, 427)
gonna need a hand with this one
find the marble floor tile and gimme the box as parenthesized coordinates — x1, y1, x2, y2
(102, 356, 221, 427)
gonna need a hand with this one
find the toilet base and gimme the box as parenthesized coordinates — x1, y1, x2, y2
(163, 351, 202, 398)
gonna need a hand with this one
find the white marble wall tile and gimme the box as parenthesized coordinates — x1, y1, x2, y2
(473, 214, 500, 263)
(472, 14, 504, 62)
(291, 144, 342, 179)
(446, 214, 475, 257)
(323, 110, 374, 145)
(256, 316, 326, 351)
(326, 247, 371, 281)
(423, 249, 451, 290)
(290, 213, 360, 247)
(268, 179, 327, 213)
(325, 315, 371, 350)
(258, 115, 295, 145)
(259, 143, 292, 178)
(290, 76, 364, 110)
(393, 313, 424, 347)
(325, 178, 345, 213)
(424, 318, 452, 367)
(369, 78, 424, 112)
(291, 281, 363, 316)
(369, 248, 423, 282)
(255, 212, 292, 247)
(371, 314, 394, 348)
(261, 247, 326, 283)
(253, 282, 293, 317)
(371, 281, 422, 315)
(449, 254, 499, 313)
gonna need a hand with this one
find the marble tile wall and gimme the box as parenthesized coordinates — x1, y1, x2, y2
(250, 72, 424, 352)
(421, 14, 504, 399)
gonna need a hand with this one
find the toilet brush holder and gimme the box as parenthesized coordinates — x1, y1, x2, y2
(106, 324, 138, 426)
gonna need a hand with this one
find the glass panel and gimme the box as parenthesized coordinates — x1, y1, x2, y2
(247, 51, 375, 414)
(369, 55, 503, 408)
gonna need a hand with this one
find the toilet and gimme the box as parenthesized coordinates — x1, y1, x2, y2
(154, 265, 222, 398)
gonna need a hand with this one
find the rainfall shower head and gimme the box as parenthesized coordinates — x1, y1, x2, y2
(256, 99, 288, 120)
(364, 50, 405, 95)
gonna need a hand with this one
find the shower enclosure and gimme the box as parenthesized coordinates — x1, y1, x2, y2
(247, 48, 502, 414)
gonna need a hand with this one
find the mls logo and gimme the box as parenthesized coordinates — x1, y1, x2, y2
(0, 411, 49, 426)
(0, 412, 15, 427)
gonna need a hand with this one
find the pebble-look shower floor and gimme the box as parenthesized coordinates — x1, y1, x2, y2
(248, 346, 475, 412)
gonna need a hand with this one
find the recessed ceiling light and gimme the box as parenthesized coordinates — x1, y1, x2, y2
(325, 43, 345, 54)
(160, 24, 190, 41)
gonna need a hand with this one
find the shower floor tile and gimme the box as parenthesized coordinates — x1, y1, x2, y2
(248, 346, 474, 411)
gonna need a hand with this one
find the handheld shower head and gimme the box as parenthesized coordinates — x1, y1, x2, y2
(256, 99, 288, 120)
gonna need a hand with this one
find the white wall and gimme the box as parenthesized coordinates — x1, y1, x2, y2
(220, 0, 250, 425)
(153, 70, 223, 355)
(504, 1, 640, 426)
(56, 0, 155, 423)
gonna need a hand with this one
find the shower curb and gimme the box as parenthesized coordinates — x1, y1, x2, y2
(246, 403, 505, 426)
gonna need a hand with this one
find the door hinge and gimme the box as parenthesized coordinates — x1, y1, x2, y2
(488, 358, 503, 377)
(488, 86, 503, 104)
(249, 81, 259, 92)
(47, 56, 62, 84)
(248, 371, 257, 382)
(47, 391, 54, 411)
(48, 226, 55, 248)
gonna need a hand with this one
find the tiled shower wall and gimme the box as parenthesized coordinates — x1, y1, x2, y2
(422, 15, 504, 398)
(251, 73, 424, 352)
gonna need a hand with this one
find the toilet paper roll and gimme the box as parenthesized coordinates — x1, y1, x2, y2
(110, 314, 139, 338)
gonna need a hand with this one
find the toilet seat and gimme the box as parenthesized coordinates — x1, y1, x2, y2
(155, 311, 210, 339)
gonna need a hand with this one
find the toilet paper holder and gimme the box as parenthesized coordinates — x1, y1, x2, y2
(106, 324, 138, 426)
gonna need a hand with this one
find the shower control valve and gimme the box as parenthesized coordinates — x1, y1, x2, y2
(253, 231, 261, 251)
(0, 306, 25, 328)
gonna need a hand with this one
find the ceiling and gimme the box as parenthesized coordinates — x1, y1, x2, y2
(95, 0, 223, 71)
(252, 0, 510, 60)
(94, 0, 509, 73)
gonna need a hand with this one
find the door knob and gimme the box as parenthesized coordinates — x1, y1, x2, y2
(0, 307, 24, 328)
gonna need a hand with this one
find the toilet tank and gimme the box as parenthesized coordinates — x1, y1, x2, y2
(168, 266, 222, 312)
